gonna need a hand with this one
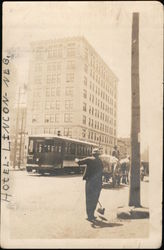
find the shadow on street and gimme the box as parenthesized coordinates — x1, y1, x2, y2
(27, 173, 82, 178)
(91, 219, 123, 228)
(102, 183, 128, 190)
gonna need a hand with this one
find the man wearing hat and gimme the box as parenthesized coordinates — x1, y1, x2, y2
(75, 148, 103, 221)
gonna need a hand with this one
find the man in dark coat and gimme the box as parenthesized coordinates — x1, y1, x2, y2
(75, 148, 103, 221)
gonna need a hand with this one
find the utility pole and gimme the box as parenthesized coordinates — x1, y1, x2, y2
(18, 107, 24, 169)
(13, 87, 21, 169)
(129, 12, 141, 207)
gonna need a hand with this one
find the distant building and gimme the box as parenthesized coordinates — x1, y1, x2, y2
(27, 37, 118, 154)
(117, 137, 131, 158)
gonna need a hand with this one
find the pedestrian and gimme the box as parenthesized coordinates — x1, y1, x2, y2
(75, 148, 103, 222)
(112, 145, 120, 160)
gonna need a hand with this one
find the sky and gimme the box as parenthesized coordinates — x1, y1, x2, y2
(3, 1, 163, 152)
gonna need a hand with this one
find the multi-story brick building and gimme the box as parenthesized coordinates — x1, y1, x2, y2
(27, 37, 118, 154)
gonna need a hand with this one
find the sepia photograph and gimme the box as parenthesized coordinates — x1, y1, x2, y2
(1, 1, 163, 248)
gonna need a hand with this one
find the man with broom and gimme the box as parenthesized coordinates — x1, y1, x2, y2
(75, 148, 103, 222)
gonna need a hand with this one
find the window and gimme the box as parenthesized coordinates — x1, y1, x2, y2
(28, 140, 34, 154)
(84, 76, 87, 86)
(45, 102, 51, 109)
(92, 107, 94, 115)
(55, 114, 60, 123)
(32, 114, 37, 123)
(50, 115, 54, 123)
(47, 74, 55, 85)
(83, 89, 87, 99)
(83, 115, 86, 125)
(91, 119, 93, 128)
(57, 62, 61, 71)
(82, 129, 86, 138)
(70, 143, 76, 154)
(44, 115, 50, 123)
(83, 103, 87, 112)
(67, 61, 75, 70)
(56, 101, 60, 110)
(64, 128, 72, 136)
(35, 63, 42, 72)
(48, 46, 57, 58)
(84, 48, 88, 61)
(35, 76, 42, 85)
(51, 88, 55, 96)
(46, 88, 51, 97)
(35, 47, 44, 60)
(84, 64, 88, 73)
(47, 62, 61, 72)
(65, 100, 73, 110)
(56, 87, 61, 96)
(47, 45, 62, 58)
(64, 113, 73, 122)
(51, 102, 55, 109)
(67, 47, 76, 57)
(65, 87, 73, 96)
(66, 73, 74, 83)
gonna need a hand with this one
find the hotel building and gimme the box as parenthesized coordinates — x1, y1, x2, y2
(27, 37, 118, 154)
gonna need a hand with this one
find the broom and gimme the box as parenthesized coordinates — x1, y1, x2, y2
(97, 200, 105, 215)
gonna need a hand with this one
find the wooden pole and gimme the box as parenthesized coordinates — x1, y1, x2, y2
(13, 87, 21, 169)
(129, 12, 141, 207)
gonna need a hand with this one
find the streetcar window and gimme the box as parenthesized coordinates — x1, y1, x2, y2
(87, 146, 90, 155)
(65, 142, 68, 153)
(67, 143, 71, 154)
(54, 142, 62, 153)
(80, 145, 84, 155)
(39, 144, 43, 152)
(83, 146, 87, 155)
(51, 146, 55, 152)
(77, 144, 80, 155)
(83, 146, 85, 155)
(28, 140, 34, 154)
(59, 145, 62, 153)
(47, 145, 51, 152)
(70, 143, 76, 154)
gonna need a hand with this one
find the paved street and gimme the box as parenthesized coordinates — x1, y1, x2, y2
(9, 171, 149, 239)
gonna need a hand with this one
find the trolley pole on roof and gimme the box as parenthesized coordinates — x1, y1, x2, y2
(129, 12, 141, 207)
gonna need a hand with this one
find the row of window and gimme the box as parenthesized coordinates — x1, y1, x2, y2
(83, 65, 117, 94)
(31, 140, 93, 157)
(45, 87, 74, 97)
(34, 44, 117, 90)
(81, 127, 115, 144)
(32, 113, 73, 124)
(82, 115, 116, 134)
(41, 128, 72, 136)
(83, 78, 116, 101)
(84, 48, 117, 85)
(44, 100, 73, 110)
(83, 92, 116, 115)
(35, 61, 76, 73)
(35, 72, 75, 86)
(89, 82, 116, 100)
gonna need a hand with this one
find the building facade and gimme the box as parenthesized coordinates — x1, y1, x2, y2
(27, 37, 118, 154)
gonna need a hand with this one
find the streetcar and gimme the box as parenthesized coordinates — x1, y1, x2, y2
(26, 134, 98, 175)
